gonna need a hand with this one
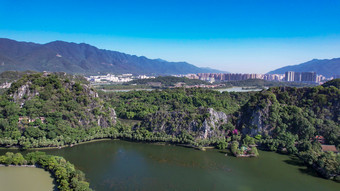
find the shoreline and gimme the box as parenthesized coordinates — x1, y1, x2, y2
(0, 138, 216, 152)
(32, 138, 114, 150)
(0, 136, 211, 151)
(0, 164, 36, 167)
(0, 138, 114, 151)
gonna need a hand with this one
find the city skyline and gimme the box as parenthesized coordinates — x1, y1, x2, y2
(1, 0, 340, 73)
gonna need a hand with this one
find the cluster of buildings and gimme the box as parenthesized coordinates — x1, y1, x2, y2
(86, 74, 155, 83)
(284, 71, 319, 82)
(86, 71, 337, 85)
(185, 73, 285, 83)
(183, 71, 335, 84)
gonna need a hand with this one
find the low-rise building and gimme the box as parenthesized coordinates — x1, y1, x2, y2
(321, 145, 338, 153)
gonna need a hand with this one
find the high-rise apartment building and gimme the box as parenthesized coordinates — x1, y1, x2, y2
(285, 71, 295, 82)
(301, 72, 317, 82)
(294, 72, 301, 82)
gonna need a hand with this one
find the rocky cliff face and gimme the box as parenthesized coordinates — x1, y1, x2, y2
(199, 108, 229, 139)
(240, 104, 272, 136)
(141, 107, 230, 140)
(10, 82, 39, 106)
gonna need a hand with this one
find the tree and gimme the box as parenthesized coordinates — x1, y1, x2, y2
(231, 141, 239, 156)
(216, 140, 228, 149)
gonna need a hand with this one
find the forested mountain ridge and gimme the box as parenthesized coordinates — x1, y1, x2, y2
(0, 38, 225, 75)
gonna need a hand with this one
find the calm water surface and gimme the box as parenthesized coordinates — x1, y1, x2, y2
(43, 140, 339, 191)
(217, 87, 263, 93)
(1, 140, 339, 191)
(101, 89, 154, 92)
(0, 166, 55, 191)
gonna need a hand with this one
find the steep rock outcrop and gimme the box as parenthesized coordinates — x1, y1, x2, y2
(140, 107, 229, 140)
(10, 82, 39, 106)
(199, 108, 229, 139)
(241, 105, 272, 136)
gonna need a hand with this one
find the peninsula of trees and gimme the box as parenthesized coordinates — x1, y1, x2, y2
(0, 151, 92, 191)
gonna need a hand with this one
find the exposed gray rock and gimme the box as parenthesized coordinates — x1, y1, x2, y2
(141, 107, 230, 140)
(198, 108, 228, 139)
(10, 82, 39, 106)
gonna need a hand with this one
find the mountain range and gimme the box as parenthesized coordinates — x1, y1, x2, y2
(0, 38, 225, 75)
(268, 58, 340, 77)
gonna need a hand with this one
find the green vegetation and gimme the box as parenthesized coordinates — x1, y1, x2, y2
(298, 142, 340, 180)
(0, 71, 38, 84)
(103, 88, 253, 120)
(94, 84, 149, 90)
(0, 71, 89, 85)
(229, 136, 259, 157)
(100, 88, 255, 147)
(241, 86, 339, 148)
(322, 78, 340, 89)
(0, 151, 92, 191)
(0, 73, 116, 149)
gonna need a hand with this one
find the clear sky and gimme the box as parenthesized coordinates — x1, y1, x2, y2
(1, 0, 340, 73)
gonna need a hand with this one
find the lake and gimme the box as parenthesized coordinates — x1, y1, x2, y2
(0, 166, 55, 191)
(101, 89, 154, 92)
(0, 140, 339, 191)
(217, 87, 263, 92)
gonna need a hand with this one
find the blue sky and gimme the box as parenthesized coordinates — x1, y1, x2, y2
(1, 0, 340, 73)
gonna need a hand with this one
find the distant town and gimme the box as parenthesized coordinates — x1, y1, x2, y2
(86, 74, 155, 83)
(86, 71, 338, 84)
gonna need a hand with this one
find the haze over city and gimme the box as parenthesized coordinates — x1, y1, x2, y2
(1, 0, 340, 73)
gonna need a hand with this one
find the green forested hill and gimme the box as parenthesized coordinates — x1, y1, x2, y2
(239, 85, 339, 146)
(0, 73, 116, 148)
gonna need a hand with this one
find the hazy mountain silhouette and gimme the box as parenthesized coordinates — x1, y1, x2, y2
(0, 38, 226, 75)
